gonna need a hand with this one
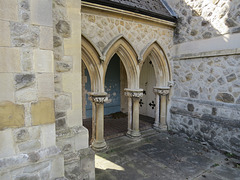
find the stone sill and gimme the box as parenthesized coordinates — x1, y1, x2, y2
(173, 48, 240, 61)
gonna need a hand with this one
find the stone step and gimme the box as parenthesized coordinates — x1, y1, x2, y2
(104, 128, 160, 152)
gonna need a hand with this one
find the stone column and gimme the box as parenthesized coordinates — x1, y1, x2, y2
(89, 92, 108, 151)
(124, 89, 143, 138)
(153, 87, 170, 130)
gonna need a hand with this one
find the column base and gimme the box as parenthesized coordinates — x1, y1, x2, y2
(126, 130, 141, 140)
(91, 140, 107, 152)
(153, 124, 168, 132)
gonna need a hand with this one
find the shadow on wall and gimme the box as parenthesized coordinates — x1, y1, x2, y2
(167, 0, 240, 44)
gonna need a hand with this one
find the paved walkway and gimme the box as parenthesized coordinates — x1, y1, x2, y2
(83, 114, 155, 140)
(95, 129, 240, 180)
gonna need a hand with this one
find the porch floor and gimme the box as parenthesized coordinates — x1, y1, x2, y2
(83, 113, 155, 140)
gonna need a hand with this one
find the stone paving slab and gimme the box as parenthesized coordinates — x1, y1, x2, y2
(96, 129, 240, 180)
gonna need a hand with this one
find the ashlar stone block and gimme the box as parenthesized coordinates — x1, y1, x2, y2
(40, 124, 56, 148)
(37, 73, 54, 99)
(33, 49, 53, 72)
(0, 101, 25, 130)
(15, 85, 38, 103)
(40, 26, 53, 50)
(0, 129, 16, 158)
(0, 73, 15, 102)
(0, 20, 11, 46)
(0, 47, 21, 72)
(30, 0, 53, 26)
(0, 0, 18, 21)
(31, 99, 55, 126)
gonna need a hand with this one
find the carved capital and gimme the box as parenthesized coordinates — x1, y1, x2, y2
(124, 88, 143, 98)
(88, 92, 108, 104)
(154, 87, 170, 96)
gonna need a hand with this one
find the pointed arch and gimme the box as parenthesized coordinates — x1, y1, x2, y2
(103, 36, 139, 89)
(139, 41, 172, 87)
(82, 35, 103, 92)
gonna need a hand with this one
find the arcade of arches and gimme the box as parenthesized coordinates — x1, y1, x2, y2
(81, 35, 172, 151)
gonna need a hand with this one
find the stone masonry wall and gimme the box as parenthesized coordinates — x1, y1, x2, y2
(166, 0, 240, 44)
(0, 0, 65, 179)
(165, 0, 240, 156)
(53, 0, 95, 179)
(81, 12, 174, 58)
(171, 55, 240, 155)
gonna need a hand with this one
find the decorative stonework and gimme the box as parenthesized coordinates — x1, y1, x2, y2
(124, 89, 144, 98)
(88, 92, 108, 103)
(154, 87, 170, 96)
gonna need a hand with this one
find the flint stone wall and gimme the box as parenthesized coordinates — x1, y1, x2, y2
(169, 36, 240, 155)
(165, 0, 240, 44)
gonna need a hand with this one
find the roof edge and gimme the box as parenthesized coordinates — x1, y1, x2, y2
(82, 0, 177, 22)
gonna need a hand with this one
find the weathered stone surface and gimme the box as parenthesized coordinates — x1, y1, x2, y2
(15, 174, 40, 180)
(40, 26, 53, 50)
(236, 97, 240, 104)
(15, 85, 38, 103)
(187, 104, 194, 112)
(50, 156, 64, 179)
(14, 128, 30, 143)
(30, 0, 53, 26)
(207, 75, 215, 83)
(231, 27, 240, 34)
(0, 20, 11, 46)
(55, 112, 66, 119)
(225, 18, 237, 27)
(37, 73, 54, 99)
(56, 61, 72, 72)
(31, 99, 55, 125)
(216, 93, 234, 103)
(54, 0, 66, 7)
(0, 102, 25, 130)
(56, 20, 71, 38)
(226, 73, 236, 82)
(20, 0, 30, 10)
(33, 49, 53, 73)
(56, 118, 66, 130)
(18, 139, 41, 153)
(189, 90, 199, 98)
(53, 36, 62, 47)
(55, 94, 71, 111)
(0, 47, 21, 72)
(41, 124, 56, 148)
(15, 74, 35, 90)
(0, 129, 16, 158)
(217, 77, 225, 85)
(212, 107, 217, 115)
(185, 73, 193, 81)
(0, 0, 18, 21)
(197, 63, 204, 72)
(21, 49, 33, 72)
(23, 162, 49, 173)
(28, 152, 40, 163)
(10, 22, 40, 47)
(0, 73, 15, 102)
(202, 32, 212, 39)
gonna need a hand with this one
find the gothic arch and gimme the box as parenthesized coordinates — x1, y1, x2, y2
(81, 35, 103, 92)
(103, 36, 139, 89)
(139, 40, 172, 87)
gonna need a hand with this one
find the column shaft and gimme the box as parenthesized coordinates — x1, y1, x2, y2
(160, 95, 167, 128)
(154, 93, 160, 128)
(127, 97, 132, 135)
(132, 97, 141, 137)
